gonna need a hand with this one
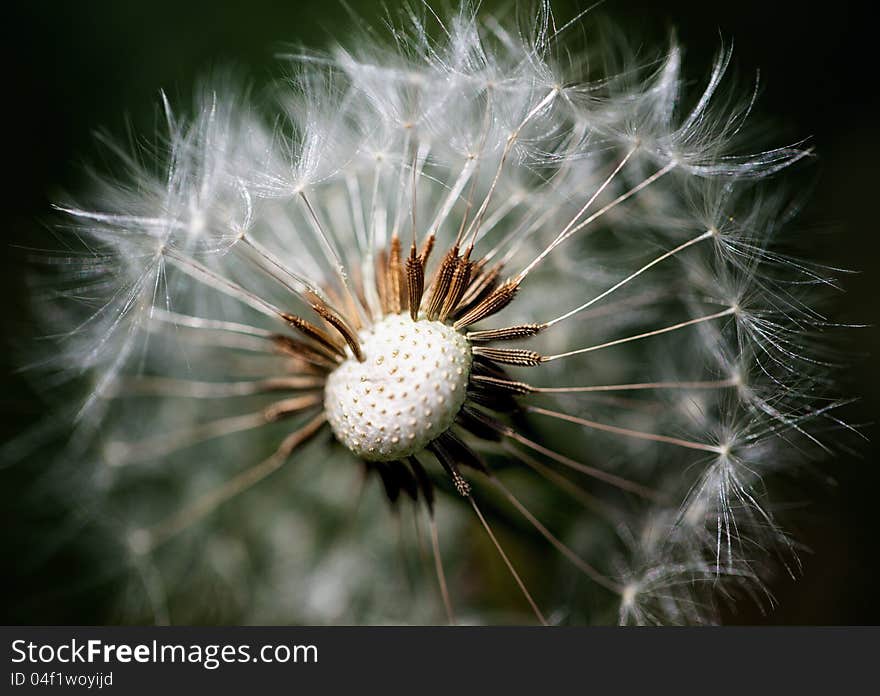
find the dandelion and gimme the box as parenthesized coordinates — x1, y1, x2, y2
(26, 2, 849, 624)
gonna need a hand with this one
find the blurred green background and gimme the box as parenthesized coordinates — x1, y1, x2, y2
(2, 0, 877, 624)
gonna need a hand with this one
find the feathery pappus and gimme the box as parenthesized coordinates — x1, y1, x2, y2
(23, 1, 852, 624)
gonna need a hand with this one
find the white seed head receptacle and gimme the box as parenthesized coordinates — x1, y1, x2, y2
(324, 315, 472, 461)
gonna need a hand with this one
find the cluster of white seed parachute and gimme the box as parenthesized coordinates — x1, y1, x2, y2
(23, 2, 847, 624)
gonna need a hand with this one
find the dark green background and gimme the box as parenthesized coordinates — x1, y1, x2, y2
(3, 0, 877, 624)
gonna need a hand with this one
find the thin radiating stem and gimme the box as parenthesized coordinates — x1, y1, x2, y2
(108, 396, 322, 464)
(517, 147, 639, 279)
(163, 249, 283, 320)
(116, 376, 324, 399)
(519, 160, 676, 279)
(468, 495, 548, 626)
(532, 378, 739, 393)
(486, 474, 622, 594)
(489, 420, 665, 500)
(464, 89, 559, 245)
(427, 158, 477, 239)
(137, 413, 327, 552)
(543, 307, 736, 361)
(428, 512, 456, 625)
(237, 234, 326, 303)
(299, 191, 370, 326)
(545, 230, 714, 326)
(554, 161, 678, 249)
(150, 308, 274, 338)
(108, 412, 267, 465)
(130, 554, 170, 626)
(500, 442, 614, 518)
(526, 405, 723, 453)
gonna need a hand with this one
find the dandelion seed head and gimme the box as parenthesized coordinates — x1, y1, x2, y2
(16, 1, 854, 625)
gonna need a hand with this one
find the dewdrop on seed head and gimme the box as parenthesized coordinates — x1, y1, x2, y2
(30, 1, 852, 625)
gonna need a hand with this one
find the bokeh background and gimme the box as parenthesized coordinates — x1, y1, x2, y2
(2, 0, 877, 624)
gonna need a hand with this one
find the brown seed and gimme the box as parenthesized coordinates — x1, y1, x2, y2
(471, 346, 544, 366)
(453, 278, 519, 329)
(466, 323, 546, 342)
(425, 245, 460, 320)
(406, 243, 425, 321)
(470, 374, 535, 395)
(312, 301, 365, 362)
(280, 312, 346, 357)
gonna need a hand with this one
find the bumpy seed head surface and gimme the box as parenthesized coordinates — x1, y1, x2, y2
(324, 314, 472, 461)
